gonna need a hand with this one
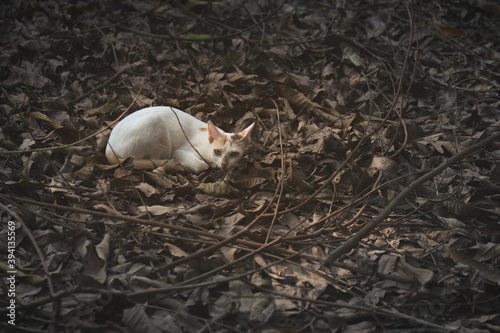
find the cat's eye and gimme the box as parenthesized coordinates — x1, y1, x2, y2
(230, 152, 240, 158)
(214, 149, 222, 156)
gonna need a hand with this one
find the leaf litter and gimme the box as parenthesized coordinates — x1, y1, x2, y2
(1, 0, 500, 332)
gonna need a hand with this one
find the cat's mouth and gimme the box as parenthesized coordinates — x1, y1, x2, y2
(218, 161, 235, 171)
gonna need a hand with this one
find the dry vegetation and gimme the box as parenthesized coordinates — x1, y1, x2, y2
(1, 0, 500, 332)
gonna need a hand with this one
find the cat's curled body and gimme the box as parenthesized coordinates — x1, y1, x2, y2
(105, 106, 254, 173)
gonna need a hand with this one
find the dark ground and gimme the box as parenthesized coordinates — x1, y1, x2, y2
(1, 0, 500, 332)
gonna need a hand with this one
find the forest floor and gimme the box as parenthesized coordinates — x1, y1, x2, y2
(1, 0, 500, 332)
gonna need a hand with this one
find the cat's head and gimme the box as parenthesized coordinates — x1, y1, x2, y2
(207, 121, 255, 170)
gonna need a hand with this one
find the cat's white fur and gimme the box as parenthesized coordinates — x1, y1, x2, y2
(105, 106, 254, 173)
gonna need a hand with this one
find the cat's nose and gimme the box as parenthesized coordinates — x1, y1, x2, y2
(220, 158, 228, 169)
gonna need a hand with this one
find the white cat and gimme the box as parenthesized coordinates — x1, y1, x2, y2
(105, 106, 254, 173)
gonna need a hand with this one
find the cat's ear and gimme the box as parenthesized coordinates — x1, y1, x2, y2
(238, 122, 255, 144)
(207, 121, 225, 144)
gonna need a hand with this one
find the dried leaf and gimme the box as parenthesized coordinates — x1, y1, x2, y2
(367, 156, 398, 176)
(434, 140, 457, 155)
(137, 205, 182, 216)
(166, 243, 188, 258)
(398, 259, 434, 285)
(473, 243, 500, 262)
(135, 182, 158, 197)
(73, 159, 94, 181)
(366, 15, 386, 39)
(20, 39, 51, 51)
(196, 181, 238, 196)
(249, 297, 275, 323)
(445, 200, 500, 218)
(54, 126, 81, 143)
(122, 306, 161, 333)
(232, 177, 268, 189)
(446, 248, 500, 285)
(95, 234, 111, 264)
(227, 73, 257, 83)
(342, 47, 365, 66)
(273, 85, 322, 111)
(433, 20, 462, 37)
(28, 111, 63, 129)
